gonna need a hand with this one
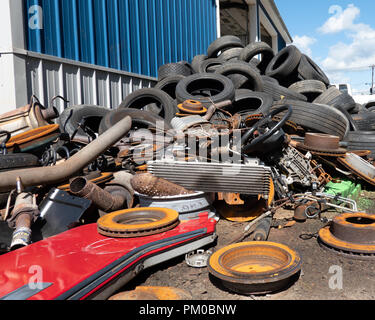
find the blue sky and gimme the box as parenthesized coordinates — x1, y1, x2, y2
(274, 0, 375, 95)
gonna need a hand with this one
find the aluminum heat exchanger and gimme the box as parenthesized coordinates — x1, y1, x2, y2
(147, 161, 272, 196)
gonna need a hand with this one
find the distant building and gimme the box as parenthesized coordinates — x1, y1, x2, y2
(0, 0, 292, 112)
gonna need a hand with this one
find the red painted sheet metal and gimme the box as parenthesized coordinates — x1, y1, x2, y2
(0, 215, 216, 300)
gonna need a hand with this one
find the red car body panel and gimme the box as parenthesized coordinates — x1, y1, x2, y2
(0, 214, 217, 300)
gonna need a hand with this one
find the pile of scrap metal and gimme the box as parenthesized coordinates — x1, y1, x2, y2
(0, 36, 375, 299)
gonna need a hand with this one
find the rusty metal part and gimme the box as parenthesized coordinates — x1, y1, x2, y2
(310, 159, 332, 185)
(131, 173, 194, 197)
(6, 124, 60, 152)
(296, 133, 347, 156)
(8, 192, 39, 250)
(58, 172, 114, 192)
(217, 193, 245, 205)
(97, 207, 180, 238)
(0, 100, 58, 140)
(0, 116, 132, 193)
(337, 153, 375, 186)
(208, 241, 302, 295)
(109, 286, 192, 300)
(177, 100, 207, 115)
(319, 212, 375, 259)
(294, 204, 308, 222)
(70, 177, 126, 213)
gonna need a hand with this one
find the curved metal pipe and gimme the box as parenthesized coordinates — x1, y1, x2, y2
(70, 177, 126, 213)
(0, 116, 132, 193)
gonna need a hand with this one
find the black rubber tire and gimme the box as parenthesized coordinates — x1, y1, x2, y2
(313, 86, 341, 104)
(344, 131, 375, 158)
(363, 101, 375, 111)
(263, 81, 307, 102)
(239, 42, 275, 74)
(0, 153, 40, 171)
(289, 80, 327, 102)
(175, 73, 235, 107)
(265, 45, 302, 85)
(314, 86, 356, 111)
(191, 54, 207, 73)
(218, 47, 243, 62)
(58, 105, 111, 141)
(231, 89, 274, 116)
(154, 75, 186, 100)
(198, 58, 224, 73)
(215, 63, 264, 91)
(207, 36, 244, 58)
(298, 54, 330, 86)
(99, 108, 172, 135)
(351, 111, 375, 131)
(119, 88, 177, 124)
(272, 99, 350, 139)
(262, 75, 279, 85)
(158, 62, 192, 81)
(328, 93, 357, 112)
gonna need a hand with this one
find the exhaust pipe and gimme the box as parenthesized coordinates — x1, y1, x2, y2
(70, 177, 129, 213)
(0, 116, 132, 193)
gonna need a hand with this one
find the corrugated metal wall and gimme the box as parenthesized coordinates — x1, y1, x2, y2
(24, 0, 218, 78)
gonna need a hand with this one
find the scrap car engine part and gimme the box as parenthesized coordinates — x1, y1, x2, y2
(147, 160, 272, 196)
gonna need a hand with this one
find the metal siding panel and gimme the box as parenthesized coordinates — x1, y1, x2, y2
(25, 0, 43, 53)
(170, 1, 177, 62)
(63, 64, 80, 107)
(93, 0, 109, 68)
(61, 0, 80, 61)
(191, 0, 198, 57)
(147, 0, 158, 77)
(187, 0, 194, 62)
(181, 0, 188, 62)
(138, 0, 150, 76)
(109, 74, 121, 109)
(96, 71, 109, 107)
(118, 0, 132, 72)
(107, 0, 121, 70)
(155, 0, 165, 69)
(175, 0, 182, 62)
(162, 0, 172, 64)
(197, 0, 204, 54)
(42, 61, 62, 106)
(81, 69, 95, 104)
(129, 0, 142, 74)
(78, 0, 95, 65)
(42, 0, 62, 57)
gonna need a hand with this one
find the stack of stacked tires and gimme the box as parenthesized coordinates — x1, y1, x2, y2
(153, 35, 375, 158)
(60, 36, 374, 159)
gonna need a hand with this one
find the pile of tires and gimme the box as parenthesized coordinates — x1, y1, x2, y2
(81, 35, 375, 156)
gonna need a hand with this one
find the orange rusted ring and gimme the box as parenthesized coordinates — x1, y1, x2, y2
(177, 100, 207, 115)
(208, 242, 301, 295)
(319, 213, 375, 259)
(97, 207, 180, 238)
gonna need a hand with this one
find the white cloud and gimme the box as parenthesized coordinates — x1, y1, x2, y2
(292, 35, 316, 56)
(318, 4, 360, 34)
(318, 4, 375, 73)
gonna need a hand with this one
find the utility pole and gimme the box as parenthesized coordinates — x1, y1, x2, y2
(371, 65, 375, 95)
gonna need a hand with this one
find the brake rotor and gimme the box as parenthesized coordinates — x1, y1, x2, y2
(296, 133, 347, 157)
(108, 286, 192, 300)
(319, 212, 375, 259)
(208, 242, 302, 295)
(177, 100, 208, 115)
(97, 207, 180, 238)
